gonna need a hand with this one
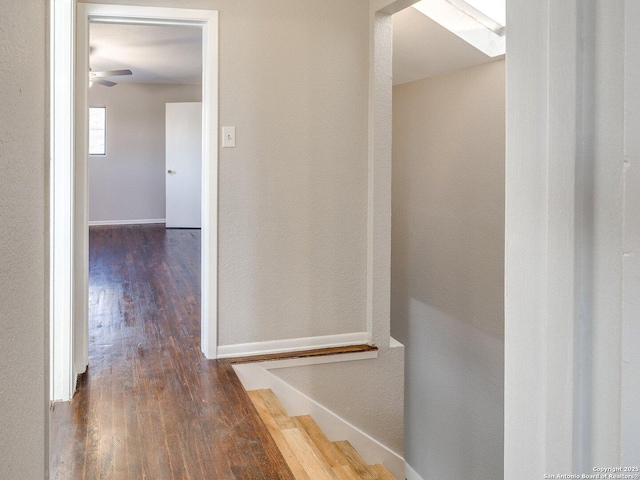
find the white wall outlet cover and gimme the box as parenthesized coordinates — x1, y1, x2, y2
(222, 126, 236, 148)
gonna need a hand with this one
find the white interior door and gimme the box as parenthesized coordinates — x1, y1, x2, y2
(166, 102, 202, 228)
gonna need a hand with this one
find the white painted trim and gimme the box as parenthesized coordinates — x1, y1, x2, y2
(51, 0, 76, 402)
(505, 0, 629, 474)
(88, 219, 166, 226)
(74, 0, 90, 386)
(404, 463, 424, 480)
(217, 332, 371, 359)
(74, 4, 219, 377)
(233, 362, 404, 479)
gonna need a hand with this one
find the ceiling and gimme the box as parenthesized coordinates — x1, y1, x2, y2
(90, 11, 498, 88)
(392, 6, 502, 86)
(90, 23, 203, 85)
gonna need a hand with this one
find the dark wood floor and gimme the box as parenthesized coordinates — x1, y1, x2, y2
(50, 225, 295, 479)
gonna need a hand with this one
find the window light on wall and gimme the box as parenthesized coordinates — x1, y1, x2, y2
(89, 106, 106, 156)
(413, 0, 506, 57)
(460, 0, 505, 29)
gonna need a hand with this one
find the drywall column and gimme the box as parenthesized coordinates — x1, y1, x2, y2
(367, 10, 393, 347)
(0, 1, 48, 478)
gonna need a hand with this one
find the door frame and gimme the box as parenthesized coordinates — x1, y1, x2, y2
(52, 3, 219, 401)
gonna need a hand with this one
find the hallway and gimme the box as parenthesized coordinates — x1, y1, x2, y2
(50, 225, 294, 479)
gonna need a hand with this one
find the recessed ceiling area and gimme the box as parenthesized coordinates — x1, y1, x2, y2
(392, 5, 504, 86)
(90, 23, 203, 85)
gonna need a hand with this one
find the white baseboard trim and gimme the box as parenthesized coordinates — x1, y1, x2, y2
(405, 463, 425, 480)
(233, 362, 405, 480)
(217, 332, 371, 359)
(88, 218, 166, 226)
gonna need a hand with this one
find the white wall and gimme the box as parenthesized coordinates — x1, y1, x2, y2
(391, 61, 505, 479)
(88, 82, 201, 224)
(623, 0, 640, 462)
(269, 4, 405, 461)
(0, 1, 47, 478)
(85, 0, 370, 346)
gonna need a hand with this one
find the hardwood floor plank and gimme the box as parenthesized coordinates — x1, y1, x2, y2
(248, 391, 312, 480)
(334, 441, 378, 480)
(257, 389, 297, 430)
(370, 464, 397, 480)
(281, 428, 339, 480)
(332, 464, 364, 480)
(293, 415, 347, 468)
(50, 225, 295, 479)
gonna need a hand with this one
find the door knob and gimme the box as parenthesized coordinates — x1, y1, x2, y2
(167, 169, 175, 174)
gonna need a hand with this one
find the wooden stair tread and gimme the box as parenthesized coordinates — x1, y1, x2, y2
(247, 391, 311, 480)
(333, 464, 365, 480)
(256, 389, 297, 430)
(248, 389, 397, 480)
(370, 464, 396, 479)
(293, 415, 348, 468)
(333, 441, 378, 480)
(281, 427, 339, 480)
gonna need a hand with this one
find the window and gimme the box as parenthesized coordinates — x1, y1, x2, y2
(89, 107, 106, 155)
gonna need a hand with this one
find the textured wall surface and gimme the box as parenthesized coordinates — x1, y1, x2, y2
(270, 6, 404, 458)
(86, 0, 370, 346)
(88, 83, 202, 223)
(272, 344, 404, 454)
(623, 0, 640, 462)
(391, 61, 505, 480)
(0, 1, 47, 478)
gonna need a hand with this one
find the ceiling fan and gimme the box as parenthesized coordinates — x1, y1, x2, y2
(89, 69, 133, 87)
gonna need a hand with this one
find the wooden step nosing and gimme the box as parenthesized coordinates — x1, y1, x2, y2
(225, 344, 378, 365)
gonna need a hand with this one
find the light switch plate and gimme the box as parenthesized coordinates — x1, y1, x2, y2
(222, 126, 236, 148)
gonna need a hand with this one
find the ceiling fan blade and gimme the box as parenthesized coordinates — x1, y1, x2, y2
(91, 69, 133, 78)
(92, 78, 117, 87)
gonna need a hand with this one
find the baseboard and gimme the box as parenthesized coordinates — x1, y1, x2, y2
(88, 218, 166, 226)
(405, 463, 425, 480)
(233, 361, 405, 480)
(217, 332, 371, 359)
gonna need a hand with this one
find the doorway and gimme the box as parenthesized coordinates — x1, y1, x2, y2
(49, 4, 219, 404)
(84, 19, 204, 434)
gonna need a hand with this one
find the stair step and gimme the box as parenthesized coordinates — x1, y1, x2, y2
(248, 389, 396, 480)
(247, 390, 311, 480)
(333, 441, 378, 480)
(370, 464, 397, 480)
(256, 389, 296, 429)
(333, 464, 365, 480)
(281, 426, 339, 480)
(293, 415, 348, 468)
